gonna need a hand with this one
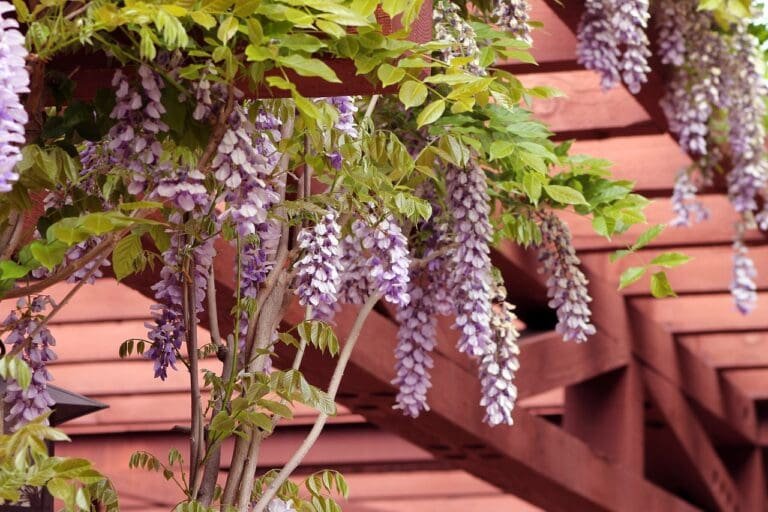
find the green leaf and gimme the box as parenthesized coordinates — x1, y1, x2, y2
(488, 140, 515, 160)
(416, 100, 445, 128)
(649, 252, 691, 269)
(650, 271, 676, 298)
(618, 266, 646, 290)
(631, 224, 665, 251)
(259, 399, 293, 419)
(217, 16, 239, 43)
(245, 44, 272, 62)
(398, 80, 428, 108)
(377, 63, 405, 87)
(544, 185, 588, 205)
(190, 10, 216, 29)
(30, 241, 68, 270)
(0, 260, 31, 280)
(112, 234, 144, 281)
(277, 54, 341, 83)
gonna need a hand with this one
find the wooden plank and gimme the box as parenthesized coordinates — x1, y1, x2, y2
(566, 195, 762, 252)
(632, 294, 768, 334)
(582, 244, 768, 296)
(564, 363, 644, 471)
(627, 302, 758, 444)
(571, 135, 691, 194)
(679, 333, 768, 370)
(517, 71, 651, 134)
(642, 363, 742, 512)
(723, 370, 768, 401)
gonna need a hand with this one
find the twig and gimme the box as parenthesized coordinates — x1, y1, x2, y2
(3, 251, 109, 360)
(0, 212, 23, 260)
(207, 268, 222, 349)
(184, 254, 205, 499)
(251, 293, 382, 512)
(1, 235, 116, 301)
(364, 94, 380, 121)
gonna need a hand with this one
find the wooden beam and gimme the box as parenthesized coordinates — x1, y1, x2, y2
(679, 333, 768, 370)
(517, 70, 651, 134)
(571, 134, 691, 194)
(722, 370, 768, 401)
(564, 363, 644, 472)
(581, 244, 768, 296)
(627, 302, 758, 444)
(631, 294, 768, 334)
(642, 363, 743, 512)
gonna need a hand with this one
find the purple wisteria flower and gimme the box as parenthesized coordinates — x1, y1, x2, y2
(294, 211, 343, 320)
(446, 165, 493, 357)
(577, 0, 650, 93)
(337, 221, 375, 306)
(146, 214, 217, 380)
(612, 0, 651, 94)
(577, 0, 621, 90)
(670, 170, 709, 228)
(393, 276, 437, 417)
(154, 167, 210, 212)
(731, 237, 757, 315)
(478, 282, 520, 426)
(434, 0, 485, 75)
(361, 215, 411, 307)
(492, 0, 532, 44)
(325, 96, 359, 139)
(2, 296, 57, 430)
(722, 28, 768, 215)
(538, 213, 596, 343)
(106, 67, 169, 195)
(0, 1, 29, 193)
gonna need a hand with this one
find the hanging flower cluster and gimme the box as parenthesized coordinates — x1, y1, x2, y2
(576, 0, 651, 93)
(0, 1, 29, 193)
(392, 276, 438, 417)
(2, 296, 57, 430)
(294, 211, 343, 320)
(478, 281, 520, 426)
(337, 222, 374, 306)
(492, 0, 532, 44)
(433, 0, 484, 75)
(446, 164, 493, 357)
(670, 170, 709, 228)
(361, 215, 411, 307)
(731, 236, 758, 315)
(538, 213, 596, 343)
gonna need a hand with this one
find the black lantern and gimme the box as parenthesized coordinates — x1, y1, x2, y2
(0, 381, 107, 512)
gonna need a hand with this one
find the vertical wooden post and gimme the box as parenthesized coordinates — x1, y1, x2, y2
(564, 361, 644, 472)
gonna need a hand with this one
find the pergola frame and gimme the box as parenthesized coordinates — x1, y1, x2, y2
(99, 1, 768, 510)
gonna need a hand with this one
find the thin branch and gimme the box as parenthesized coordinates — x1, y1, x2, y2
(0, 212, 23, 260)
(1, 234, 117, 301)
(251, 293, 382, 512)
(364, 94, 380, 121)
(207, 268, 222, 349)
(3, 251, 109, 360)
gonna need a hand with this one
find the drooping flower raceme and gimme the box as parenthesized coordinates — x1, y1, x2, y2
(106, 67, 169, 195)
(492, 0, 532, 44)
(731, 237, 757, 315)
(393, 276, 437, 417)
(0, 1, 29, 193)
(337, 222, 374, 306)
(577, 0, 650, 93)
(361, 216, 411, 307)
(538, 213, 596, 343)
(612, 0, 651, 94)
(294, 211, 343, 320)
(722, 28, 768, 215)
(433, 0, 484, 76)
(325, 96, 359, 139)
(576, 0, 621, 90)
(446, 164, 493, 357)
(2, 296, 57, 430)
(478, 282, 520, 426)
(670, 170, 709, 228)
